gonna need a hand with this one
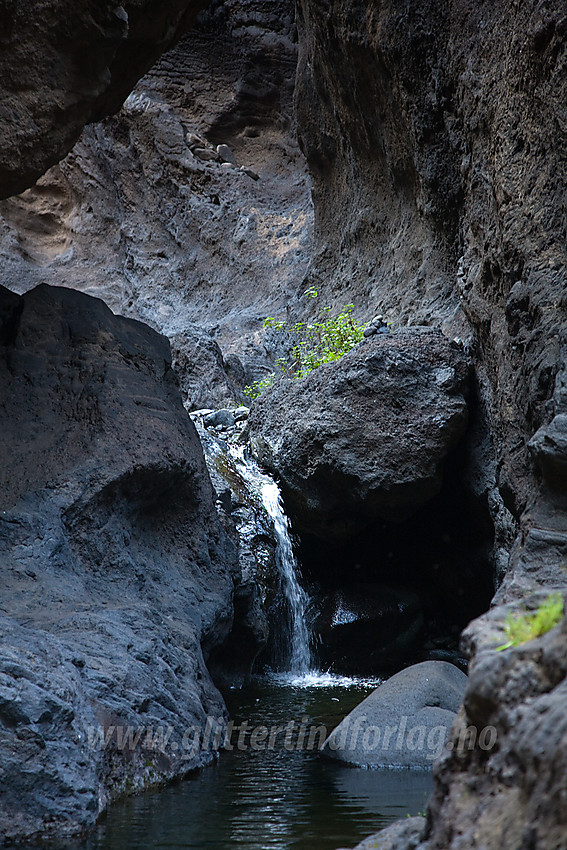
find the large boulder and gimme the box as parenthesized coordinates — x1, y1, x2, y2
(322, 661, 467, 769)
(0, 0, 208, 198)
(0, 283, 238, 843)
(248, 328, 470, 539)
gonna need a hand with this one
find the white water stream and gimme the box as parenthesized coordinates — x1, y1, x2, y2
(230, 447, 313, 675)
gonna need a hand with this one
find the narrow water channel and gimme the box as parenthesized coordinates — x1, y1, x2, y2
(79, 675, 432, 850)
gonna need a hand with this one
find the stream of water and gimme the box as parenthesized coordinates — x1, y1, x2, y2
(74, 439, 433, 850)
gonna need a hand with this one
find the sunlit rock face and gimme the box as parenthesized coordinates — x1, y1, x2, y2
(0, 0, 209, 198)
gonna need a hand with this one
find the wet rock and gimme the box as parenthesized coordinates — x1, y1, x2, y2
(316, 586, 424, 673)
(0, 283, 238, 842)
(339, 817, 426, 850)
(204, 409, 236, 430)
(322, 661, 466, 769)
(190, 412, 280, 675)
(248, 328, 470, 539)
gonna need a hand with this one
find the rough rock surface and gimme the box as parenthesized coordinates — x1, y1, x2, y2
(316, 585, 424, 674)
(248, 328, 470, 539)
(0, 283, 238, 843)
(340, 817, 426, 850)
(0, 0, 209, 198)
(322, 661, 466, 769)
(292, 2, 567, 847)
(0, 0, 312, 406)
(417, 598, 567, 850)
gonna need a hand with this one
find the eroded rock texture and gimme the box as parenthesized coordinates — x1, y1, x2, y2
(293, 2, 567, 849)
(0, 0, 312, 407)
(248, 329, 470, 538)
(0, 284, 238, 842)
(0, 0, 209, 198)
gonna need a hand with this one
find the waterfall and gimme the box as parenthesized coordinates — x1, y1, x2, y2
(260, 481, 312, 674)
(230, 447, 313, 674)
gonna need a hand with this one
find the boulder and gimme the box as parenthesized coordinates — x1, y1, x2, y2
(248, 328, 470, 539)
(0, 283, 239, 842)
(338, 817, 426, 850)
(321, 661, 467, 768)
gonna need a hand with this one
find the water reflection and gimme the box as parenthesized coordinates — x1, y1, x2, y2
(76, 677, 432, 850)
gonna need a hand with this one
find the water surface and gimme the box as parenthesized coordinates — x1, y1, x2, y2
(81, 675, 432, 850)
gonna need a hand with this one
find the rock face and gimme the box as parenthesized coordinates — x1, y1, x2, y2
(0, 0, 312, 406)
(248, 328, 470, 539)
(0, 0, 208, 198)
(292, 1, 567, 847)
(423, 603, 567, 850)
(0, 283, 238, 843)
(322, 661, 467, 769)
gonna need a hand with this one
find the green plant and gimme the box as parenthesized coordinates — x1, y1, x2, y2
(244, 372, 277, 401)
(496, 592, 563, 651)
(245, 291, 368, 399)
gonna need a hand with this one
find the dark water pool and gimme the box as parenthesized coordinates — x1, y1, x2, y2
(80, 674, 432, 850)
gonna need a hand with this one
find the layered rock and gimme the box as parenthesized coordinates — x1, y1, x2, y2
(248, 328, 470, 539)
(0, 0, 312, 405)
(0, 283, 238, 842)
(292, 1, 567, 848)
(0, 0, 209, 198)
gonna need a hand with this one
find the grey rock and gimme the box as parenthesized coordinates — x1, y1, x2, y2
(317, 586, 424, 673)
(248, 328, 470, 539)
(234, 406, 251, 422)
(193, 147, 220, 162)
(322, 661, 467, 768)
(0, 0, 311, 408)
(241, 166, 260, 180)
(0, 283, 240, 843)
(217, 144, 237, 165)
(0, 0, 209, 198)
(340, 817, 426, 850)
(204, 409, 236, 430)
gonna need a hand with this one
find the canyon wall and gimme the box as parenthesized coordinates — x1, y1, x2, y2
(294, 2, 567, 848)
(1, 0, 567, 846)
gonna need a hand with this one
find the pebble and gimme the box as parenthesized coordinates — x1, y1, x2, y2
(194, 148, 219, 162)
(240, 166, 260, 181)
(217, 144, 237, 165)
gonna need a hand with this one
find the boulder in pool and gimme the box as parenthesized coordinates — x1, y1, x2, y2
(321, 661, 466, 768)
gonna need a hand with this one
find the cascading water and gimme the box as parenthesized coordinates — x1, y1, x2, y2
(229, 446, 313, 675)
(260, 481, 312, 674)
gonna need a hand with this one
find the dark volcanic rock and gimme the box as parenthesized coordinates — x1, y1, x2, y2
(316, 585, 424, 674)
(0, 0, 312, 407)
(293, 2, 567, 845)
(340, 817, 426, 850)
(0, 283, 238, 843)
(248, 328, 470, 539)
(0, 0, 208, 198)
(424, 598, 567, 850)
(322, 661, 466, 769)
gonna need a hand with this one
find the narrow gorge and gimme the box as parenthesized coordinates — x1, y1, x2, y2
(0, 1, 566, 849)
